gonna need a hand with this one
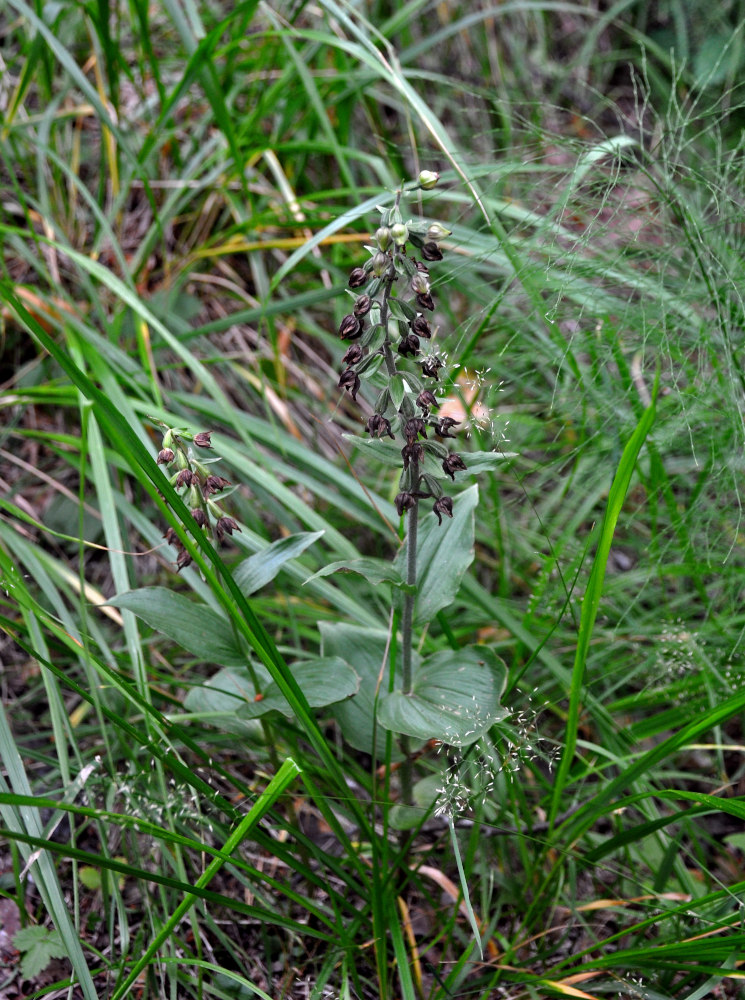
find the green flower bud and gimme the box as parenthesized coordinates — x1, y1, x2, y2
(418, 170, 439, 190)
(375, 226, 391, 250)
(411, 272, 430, 296)
(390, 223, 409, 246)
(426, 223, 451, 242)
(371, 251, 389, 277)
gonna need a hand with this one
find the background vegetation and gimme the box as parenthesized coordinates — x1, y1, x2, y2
(3, 1, 745, 997)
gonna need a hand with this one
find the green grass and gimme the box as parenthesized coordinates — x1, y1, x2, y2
(3, 1, 745, 997)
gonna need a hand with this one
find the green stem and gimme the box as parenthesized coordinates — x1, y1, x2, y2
(399, 458, 419, 807)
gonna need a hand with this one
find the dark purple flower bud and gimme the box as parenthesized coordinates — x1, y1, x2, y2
(191, 508, 208, 527)
(342, 343, 364, 365)
(411, 315, 432, 338)
(421, 241, 444, 261)
(417, 390, 438, 410)
(365, 414, 394, 438)
(404, 417, 427, 442)
(163, 526, 178, 545)
(338, 367, 361, 401)
(175, 469, 194, 488)
(395, 491, 417, 516)
(402, 441, 424, 470)
(415, 261, 430, 276)
(348, 267, 368, 288)
(193, 431, 212, 448)
(157, 448, 175, 465)
(216, 516, 241, 542)
(433, 496, 454, 525)
(176, 547, 193, 571)
(435, 417, 460, 438)
(416, 292, 435, 311)
(353, 294, 372, 317)
(398, 333, 420, 357)
(338, 313, 362, 340)
(421, 357, 442, 380)
(204, 475, 231, 495)
(442, 453, 467, 480)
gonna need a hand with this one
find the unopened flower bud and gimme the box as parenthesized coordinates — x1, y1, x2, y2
(371, 251, 389, 277)
(193, 431, 212, 448)
(216, 516, 241, 542)
(401, 440, 424, 470)
(191, 508, 208, 527)
(433, 496, 453, 524)
(416, 292, 435, 311)
(426, 223, 451, 242)
(365, 414, 394, 439)
(204, 475, 231, 495)
(163, 526, 178, 545)
(416, 390, 437, 410)
(348, 267, 368, 288)
(442, 453, 467, 480)
(411, 315, 432, 338)
(390, 223, 409, 246)
(353, 295, 372, 316)
(338, 367, 361, 401)
(411, 273, 430, 296)
(421, 357, 442, 380)
(176, 547, 193, 571)
(342, 343, 364, 365)
(375, 226, 391, 250)
(421, 242, 444, 261)
(157, 448, 175, 465)
(418, 170, 439, 189)
(404, 417, 427, 441)
(395, 491, 417, 516)
(435, 417, 459, 438)
(338, 313, 362, 339)
(398, 333, 420, 357)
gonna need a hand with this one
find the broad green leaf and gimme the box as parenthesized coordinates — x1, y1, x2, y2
(184, 659, 358, 726)
(388, 297, 416, 321)
(237, 658, 359, 719)
(304, 558, 404, 587)
(344, 434, 402, 467)
(233, 531, 324, 595)
(377, 646, 508, 746)
(389, 774, 442, 830)
(183, 665, 271, 735)
(108, 588, 244, 666)
(389, 373, 405, 411)
(395, 484, 478, 624)
(457, 450, 517, 474)
(14, 926, 66, 979)
(321, 622, 407, 757)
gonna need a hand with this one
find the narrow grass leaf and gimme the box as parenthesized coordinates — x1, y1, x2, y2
(550, 395, 656, 826)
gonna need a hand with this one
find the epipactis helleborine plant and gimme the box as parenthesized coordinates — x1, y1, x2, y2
(336, 170, 466, 528)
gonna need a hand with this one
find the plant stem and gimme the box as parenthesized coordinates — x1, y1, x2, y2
(399, 458, 419, 808)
